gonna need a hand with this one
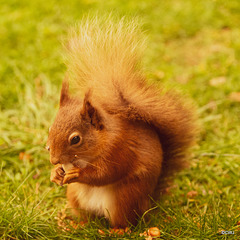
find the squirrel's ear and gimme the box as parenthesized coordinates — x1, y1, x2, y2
(81, 92, 104, 130)
(60, 79, 70, 107)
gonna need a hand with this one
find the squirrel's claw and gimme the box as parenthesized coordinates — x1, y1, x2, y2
(50, 165, 65, 186)
(63, 168, 81, 184)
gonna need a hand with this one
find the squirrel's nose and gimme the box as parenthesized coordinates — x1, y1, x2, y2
(50, 156, 60, 165)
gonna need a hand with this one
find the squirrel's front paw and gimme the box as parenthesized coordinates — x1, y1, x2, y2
(50, 165, 65, 186)
(63, 168, 81, 184)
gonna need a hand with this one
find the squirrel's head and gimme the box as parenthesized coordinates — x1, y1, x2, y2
(47, 81, 105, 168)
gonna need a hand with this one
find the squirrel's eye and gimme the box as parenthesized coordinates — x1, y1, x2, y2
(46, 146, 50, 151)
(71, 136, 80, 145)
(68, 132, 82, 146)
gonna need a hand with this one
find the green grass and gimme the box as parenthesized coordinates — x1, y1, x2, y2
(1, 0, 240, 239)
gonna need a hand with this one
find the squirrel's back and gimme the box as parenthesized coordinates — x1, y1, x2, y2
(66, 15, 197, 187)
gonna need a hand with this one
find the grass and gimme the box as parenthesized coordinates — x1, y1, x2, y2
(1, 0, 240, 239)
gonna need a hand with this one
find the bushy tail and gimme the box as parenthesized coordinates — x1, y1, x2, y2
(66, 15, 197, 185)
(66, 14, 145, 100)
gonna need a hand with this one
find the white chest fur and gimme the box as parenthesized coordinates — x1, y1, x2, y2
(73, 183, 115, 218)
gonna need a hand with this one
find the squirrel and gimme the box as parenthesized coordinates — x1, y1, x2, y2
(47, 15, 197, 228)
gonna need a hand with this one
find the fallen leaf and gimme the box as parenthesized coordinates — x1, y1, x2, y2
(187, 190, 198, 198)
(58, 209, 67, 221)
(124, 227, 131, 234)
(70, 220, 79, 229)
(165, 216, 175, 223)
(139, 231, 148, 237)
(202, 189, 207, 196)
(145, 236, 152, 240)
(209, 76, 226, 86)
(33, 173, 40, 179)
(229, 92, 240, 102)
(218, 229, 225, 235)
(148, 227, 161, 237)
(56, 217, 67, 230)
(193, 220, 201, 228)
(208, 190, 214, 195)
(19, 152, 32, 161)
(110, 228, 124, 235)
(217, 189, 222, 194)
(79, 221, 87, 226)
(98, 229, 105, 235)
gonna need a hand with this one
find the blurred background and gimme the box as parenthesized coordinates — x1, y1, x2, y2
(1, 0, 240, 238)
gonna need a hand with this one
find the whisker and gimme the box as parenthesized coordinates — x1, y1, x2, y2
(74, 158, 102, 170)
(73, 153, 121, 166)
(101, 158, 120, 166)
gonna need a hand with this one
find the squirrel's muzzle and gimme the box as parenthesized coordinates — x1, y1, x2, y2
(50, 156, 60, 165)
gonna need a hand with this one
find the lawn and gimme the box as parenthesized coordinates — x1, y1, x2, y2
(1, 0, 240, 239)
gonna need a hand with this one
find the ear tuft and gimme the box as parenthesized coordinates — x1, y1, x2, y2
(60, 79, 70, 107)
(81, 91, 104, 130)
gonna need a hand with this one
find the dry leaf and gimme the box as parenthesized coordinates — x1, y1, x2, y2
(19, 152, 32, 161)
(98, 229, 105, 235)
(163, 216, 174, 223)
(218, 229, 225, 235)
(70, 220, 79, 229)
(209, 76, 226, 86)
(187, 190, 198, 198)
(56, 209, 82, 232)
(139, 231, 148, 237)
(110, 228, 124, 235)
(33, 173, 40, 179)
(193, 220, 201, 228)
(208, 190, 214, 195)
(145, 236, 152, 240)
(148, 227, 161, 237)
(58, 209, 67, 221)
(229, 92, 240, 102)
(202, 189, 207, 196)
(79, 221, 87, 226)
(57, 217, 68, 230)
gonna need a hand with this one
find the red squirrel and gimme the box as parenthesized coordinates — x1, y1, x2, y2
(47, 16, 197, 227)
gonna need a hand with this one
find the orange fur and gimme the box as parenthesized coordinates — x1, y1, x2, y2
(47, 16, 197, 227)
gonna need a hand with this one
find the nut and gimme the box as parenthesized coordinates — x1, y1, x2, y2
(62, 163, 74, 172)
